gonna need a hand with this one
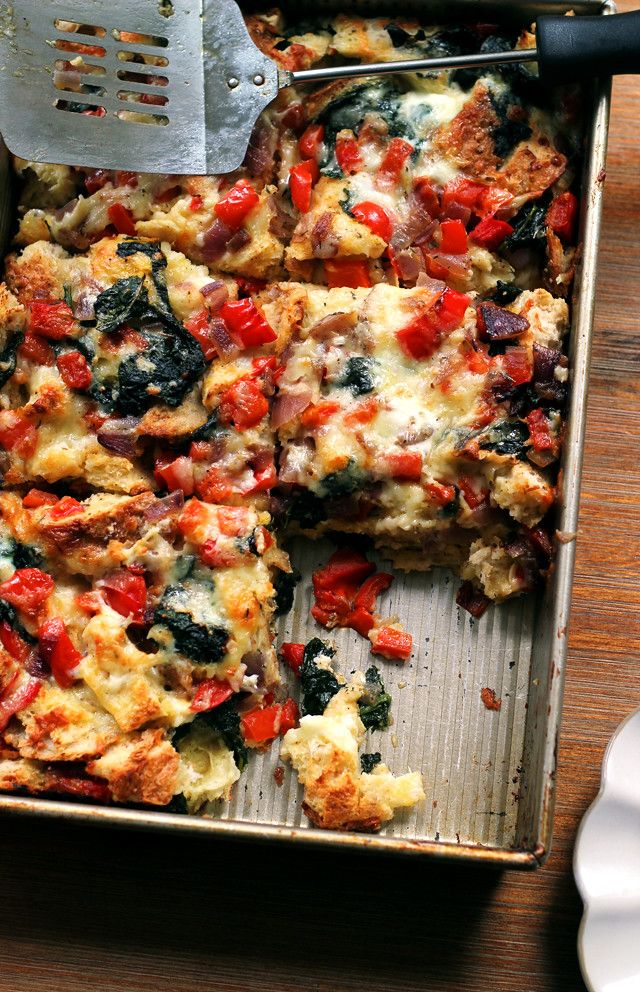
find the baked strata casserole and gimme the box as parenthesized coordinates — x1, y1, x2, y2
(0, 11, 580, 828)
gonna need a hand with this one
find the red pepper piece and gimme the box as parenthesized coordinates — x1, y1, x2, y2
(57, 351, 92, 390)
(289, 159, 319, 212)
(190, 677, 233, 713)
(413, 177, 440, 217)
(214, 179, 259, 228)
(335, 135, 362, 175)
(0, 568, 54, 615)
(0, 672, 42, 732)
(28, 300, 77, 340)
(458, 475, 489, 510)
(438, 218, 468, 254)
(384, 450, 423, 481)
(281, 642, 305, 674)
(546, 191, 578, 243)
(396, 288, 470, 361)
(525, 408, 553, 451)
(107, 203, 136, 236)
(154, 454, 195, 496)
(313, 548, 376, 596)
(38, 617, 82, 688)
(324, 258, 372, 289)
(299, 124, 324, 160)
(0, 622, 30, 663)
(0, 412, 37, 456)
(219, 379, 268, 430)
(300, 401, 341, 430)
(469, 216, 514, 251)
(99, 570, 147, 623)
(49, 496, 84, 519)
(377, 137, 413, 188)
(18, 334, 56, 366)
(241, 699, 299, 744)
(502, 347, 532, 385)
(22, 489, 59, 509)
(351, 201, 393, 242)
(354, 573, 393, 613)
(424, 480, 457, 507)
(220, 299, 277, 348)
(369, 626, 413, 660)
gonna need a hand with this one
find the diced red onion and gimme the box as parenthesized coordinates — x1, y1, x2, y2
(415, 273, 446, 294)
(74, 291, 96, 321)
(242, 119, 277, 178)
(427, 251, 472, 279)
(532, 343, 561, 383)
(393, 247, 425, 283)
(143, 490, 185, 521)
(311, 212, 338, 258)
(200, 281, 228, 312)
(208, 317, 240, 359)
(54, 197, 79, 221)
(440, 202, 472, 225)
(241, 650, 266, 681)
(477, 303, 529, 342)
(201, 218, 235, 262)
(270, 383, 313, 428)
(308, 311, 358, 340)
(25, 647, 50, 679)
(96, 416, 140, 458)
(268, 194, 297, 240)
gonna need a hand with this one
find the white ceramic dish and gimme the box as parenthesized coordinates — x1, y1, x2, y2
(575, 708, 640, 992)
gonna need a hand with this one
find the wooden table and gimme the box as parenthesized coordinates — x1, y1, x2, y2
(1, 33, 639, 992)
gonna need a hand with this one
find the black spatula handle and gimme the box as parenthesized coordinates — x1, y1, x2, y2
(538, 10, 640, 83)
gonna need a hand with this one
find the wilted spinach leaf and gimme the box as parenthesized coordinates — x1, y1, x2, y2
(358, 666, 392, 731)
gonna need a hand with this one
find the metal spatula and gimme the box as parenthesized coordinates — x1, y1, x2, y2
(0, 1, 638, 176)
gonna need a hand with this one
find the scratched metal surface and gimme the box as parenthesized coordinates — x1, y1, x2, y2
(0, 0, 610, 865)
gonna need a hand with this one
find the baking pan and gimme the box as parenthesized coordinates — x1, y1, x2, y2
(0, 0, 612, 867)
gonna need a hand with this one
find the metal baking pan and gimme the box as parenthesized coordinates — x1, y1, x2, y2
(0, 0, 612, 867)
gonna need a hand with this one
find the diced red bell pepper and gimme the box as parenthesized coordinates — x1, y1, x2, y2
(314, 548, 376, 595)
(546, 191, 578, 243)
(241, 698, 299, 744)
(0, 568, 54, 615)
(197, 465, 237, 504)
(46, 774, 111, 802)
(0, 672, 42, 732)
(220, 299, 277, 348)
(351, 201, 393, 242)
(22, 488, 59, 509)
(189, 195, 203, 211)
(424, 480, 457, 507)
(184, 310, 219, 361)
(85, 169, 111, 194)
(214, 179, 259, 228)
(190, 677, 233, 713)
(335, 135, 362, 175)
(154, 454, 195, 496)
(76, 590, 103, 614)
(219, 378, 268, 430)
(456, 581, 491, 618)
(369, 626, 412, 660)
(49, 495, 84, 519)
(0, 622, 30, 663)
(412, 177, 440, 217)
(343, 397, 379, 428)
(502, 347, 532, 385)
(478, 185, 513, 217)
(299, 124, 325, 160)
(107, 203, 136, 236)
(99, 570, 147, 623)
(442, 177, 486, 212)
(526, 408, 553, 451)
(57, 350, 92, 390)
(289, 159, 319, 212)
(115, 172, 138, 188)
(18, 334, 56, 366)
(354, 572, 393, 613)
(458, 474, 489, 510)
(438, 218, 468, 254)
(324, 258, 371, 289)
(0, 412, 37, 456)
(300, 401, 341, 430)
(236, 276, 267, 298)
(465, 343, 491, 375)
(281, 642, 305, 674)
(243, 454, 277, 495)
(396, 288, 470, 361)
(377, 138, 413, 188)
(38, 617, 82, 688)
(28, 300, 77, 340)
(469, 216, 514, 251)
(384, 450, 423, 481)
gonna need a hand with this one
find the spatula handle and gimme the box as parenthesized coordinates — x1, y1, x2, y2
(537, 10, 640, 83)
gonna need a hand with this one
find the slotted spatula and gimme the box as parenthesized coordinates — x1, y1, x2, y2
(0, 0, 638, 176)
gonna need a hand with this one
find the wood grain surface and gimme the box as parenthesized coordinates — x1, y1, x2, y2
(1, 21, 639, 992)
